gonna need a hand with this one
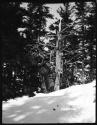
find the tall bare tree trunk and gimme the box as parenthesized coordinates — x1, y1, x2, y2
(54, 19, 63, 91)
(54, 50, 62, 90)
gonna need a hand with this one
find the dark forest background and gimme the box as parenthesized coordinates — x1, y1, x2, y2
(1, 1, 96, 101)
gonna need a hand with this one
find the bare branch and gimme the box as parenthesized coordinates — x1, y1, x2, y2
(64, 54, 80, 64)
(46, 43, 56, 48)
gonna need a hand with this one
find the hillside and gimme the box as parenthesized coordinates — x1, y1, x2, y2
(2, 80, 96, 123)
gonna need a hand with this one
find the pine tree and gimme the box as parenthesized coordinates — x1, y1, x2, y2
(73, 1, 96, 83)
(84, 1, 96, 81)
(19, 3, 53, 59)
(57, 2, 76, 88)
(18, 2, 53, 92)
(1, 2, 26, 60)
(1, 2, 28, 100)
(48, 1, 96, 89)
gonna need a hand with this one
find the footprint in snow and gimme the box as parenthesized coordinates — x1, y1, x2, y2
(53, 104, 59, 111)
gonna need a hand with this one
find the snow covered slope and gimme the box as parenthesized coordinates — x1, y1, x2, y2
(2, 80, 96, 123)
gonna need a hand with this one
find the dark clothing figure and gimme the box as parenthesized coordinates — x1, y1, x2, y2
(38, 62, 51, 92)
(26, 54, 53, 93)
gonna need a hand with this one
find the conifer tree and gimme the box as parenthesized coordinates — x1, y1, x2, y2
(18, 3, 53, 92)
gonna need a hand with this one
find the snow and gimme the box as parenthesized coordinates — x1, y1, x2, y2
(2, 80, 96, 123)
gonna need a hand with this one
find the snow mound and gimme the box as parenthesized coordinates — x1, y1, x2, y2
(2, 80, 96, 123)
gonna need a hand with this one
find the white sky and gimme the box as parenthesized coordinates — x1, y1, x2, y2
(20, 3, 64, 30)
(45, 4, 64, 31)
(20, 3, 28, 10)
(20, 3, 63, 19)
(45, 3, 64, 19)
